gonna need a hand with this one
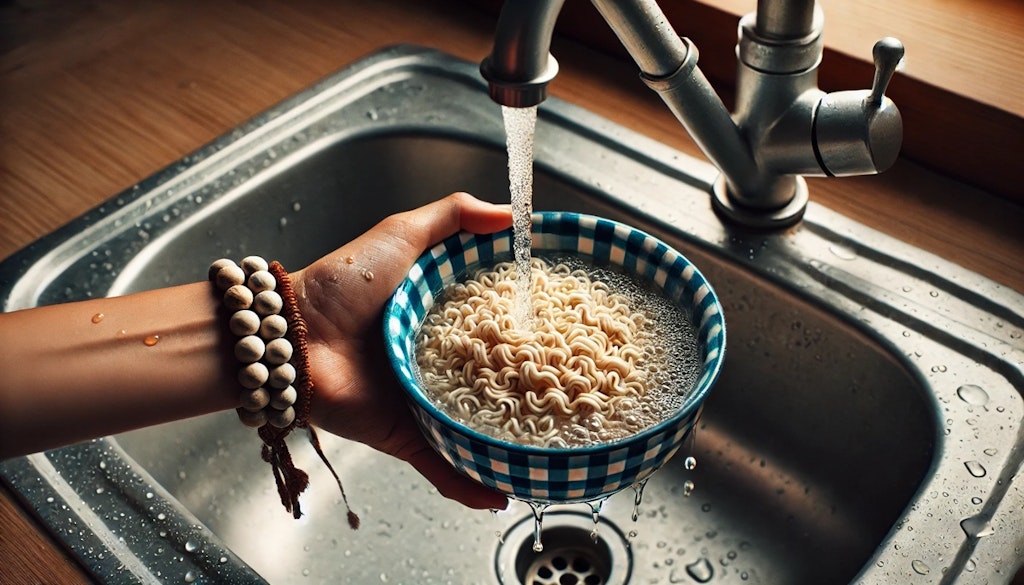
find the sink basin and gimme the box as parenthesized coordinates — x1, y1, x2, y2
(2, 45, 1021, 584)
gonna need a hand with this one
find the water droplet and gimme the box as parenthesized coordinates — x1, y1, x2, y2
(682, 480, 695, 497)
(956, 384, 990, 406)
(91, 313, 105, 324)
(144, 335, 160, 347)
(184, 540, 198, 553)
(960, 515, 995, 538)
(530, 502, 547, 552)
(631, 479, 648, 522)
(828, 244, 857, 260)
(971, 497, 983, 505)
(490, 508, 505, 543)
(685, 557, 714, 583)
(911, 559, 930, 575)
(964, 460, 987, 478)
(183, 570, 196, 583)
(684, 456, 697, 470)
(589, 499, 605, 524)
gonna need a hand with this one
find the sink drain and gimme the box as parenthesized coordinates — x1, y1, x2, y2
(495, 511, 632, 585)
(523, 546, 606, 585)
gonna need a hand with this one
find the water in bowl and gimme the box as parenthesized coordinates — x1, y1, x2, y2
(414, 253, 702, 448)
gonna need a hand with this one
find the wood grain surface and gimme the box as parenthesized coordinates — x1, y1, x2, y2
(1, 0, 1021, 583)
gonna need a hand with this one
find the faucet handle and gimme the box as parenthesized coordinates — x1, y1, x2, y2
(868, 37, 905, 107)
(812, 37, 905, 177)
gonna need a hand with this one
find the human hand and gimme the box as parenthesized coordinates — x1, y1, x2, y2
(293, 192, 512, 510)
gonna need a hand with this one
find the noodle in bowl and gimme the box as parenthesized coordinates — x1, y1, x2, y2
(384, 212, 725, 504)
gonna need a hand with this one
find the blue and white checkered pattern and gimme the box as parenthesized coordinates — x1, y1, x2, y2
(384, 211, 726, 504)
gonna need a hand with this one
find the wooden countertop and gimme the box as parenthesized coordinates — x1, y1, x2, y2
(1, 0, 1021, 582)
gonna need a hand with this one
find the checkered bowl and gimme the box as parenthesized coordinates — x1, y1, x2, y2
(383, 211, 725, 504)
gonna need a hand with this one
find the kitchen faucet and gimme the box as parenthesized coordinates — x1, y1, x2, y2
(480, 0, 905, 229)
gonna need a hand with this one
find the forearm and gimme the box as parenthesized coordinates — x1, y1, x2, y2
(0, 282, 237, 458)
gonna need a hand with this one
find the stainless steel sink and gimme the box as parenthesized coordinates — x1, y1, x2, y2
(2, 45, 1021, 584)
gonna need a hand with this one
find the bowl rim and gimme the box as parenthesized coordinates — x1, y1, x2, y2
(384, 210, 726, 456)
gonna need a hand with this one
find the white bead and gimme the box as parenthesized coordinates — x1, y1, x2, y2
(264, 337, 293, 365)
(214, 264, 246, 291)
(240, 256, 269, 276)
(229, 310, 261, 336)
(208, 258, 236, 282)
(259, 314, 288, 339)
(268, 406, 296, 429)
(238, 362, 269, 389)
(268, 363, 296, 389)
(223, 284, 253, 311)
(270, 385, 297, 409)
(234, 335, 265, 363)
(239, 387, 270, 411)
(236, 407, 268, 428)
(253, 290, 283, 316)
(248, 270, 276, 294)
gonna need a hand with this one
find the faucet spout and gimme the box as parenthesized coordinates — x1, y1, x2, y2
(479, 0, 564, 108)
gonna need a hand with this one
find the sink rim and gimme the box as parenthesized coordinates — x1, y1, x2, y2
(1, 44, 1021, 584)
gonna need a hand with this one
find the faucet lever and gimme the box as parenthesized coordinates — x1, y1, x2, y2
(868, 37, 905, 107)
(812, 36, 905, 178)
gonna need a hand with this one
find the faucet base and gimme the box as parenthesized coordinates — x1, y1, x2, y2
(711, 175, 808, 229)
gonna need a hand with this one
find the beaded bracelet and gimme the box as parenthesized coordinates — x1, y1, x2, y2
(209, 256, 359, 528)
